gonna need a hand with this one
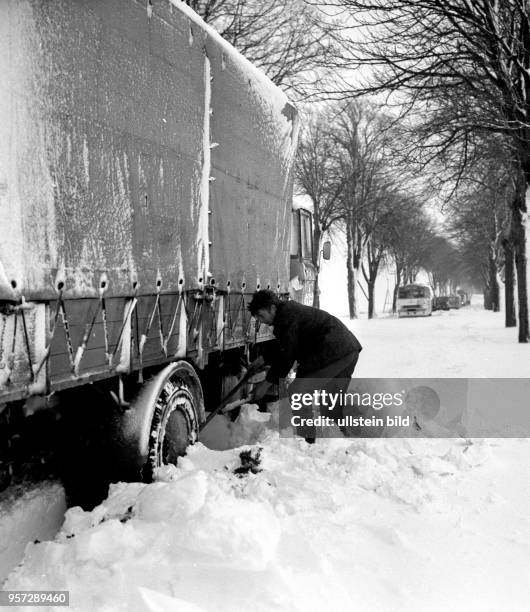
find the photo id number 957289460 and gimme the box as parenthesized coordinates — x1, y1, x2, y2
(0, 591, 69, 607)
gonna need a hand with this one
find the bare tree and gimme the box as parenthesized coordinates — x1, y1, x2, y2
(329, 101, 398, 318)
(296, 119, 346, 306)
(186, 0, 345, 100)
(423, 236, 464, 297)
(386, 197, 434, 312)
(329, 0, 530, 340)
(360, 189, 400, 319)
(450, 199, 504, 311)
(445, 145, 516, 320)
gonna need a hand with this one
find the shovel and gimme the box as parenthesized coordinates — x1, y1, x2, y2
(199, 356, 266, 433)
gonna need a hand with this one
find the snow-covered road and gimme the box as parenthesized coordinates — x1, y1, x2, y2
(350, 299, 530, 378)
(3, 299, 530, 611)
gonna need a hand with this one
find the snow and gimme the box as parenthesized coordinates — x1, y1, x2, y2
(4, 429, 530, 610)
(198, 53, 211, 288)
(351, 298, 530, 378)
(4, 298, 530, 610)
(0, 482, 66, 584)
(168, 0, 292, 114)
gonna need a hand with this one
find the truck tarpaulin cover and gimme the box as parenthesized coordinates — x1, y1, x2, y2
(0, 0, 297, 301)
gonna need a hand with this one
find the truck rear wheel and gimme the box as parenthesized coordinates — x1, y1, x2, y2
(148, 366, 202, 473)
(113, 361, 205, 482)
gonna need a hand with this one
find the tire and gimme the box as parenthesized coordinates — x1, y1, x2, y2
(113, 361, 205, 482)
(148, 368, 202, 473)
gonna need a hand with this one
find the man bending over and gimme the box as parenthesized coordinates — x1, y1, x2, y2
(248, 290, 362, 442)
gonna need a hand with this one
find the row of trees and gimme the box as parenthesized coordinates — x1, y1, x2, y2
(184, 0, 345, 99)
(185, 0, 530, 341)
(444, 139, 517, 323)
(296, 101, 466, 318)
(323, 0, 530, 341)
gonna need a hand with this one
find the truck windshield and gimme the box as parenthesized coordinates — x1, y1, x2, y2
(300, 210, 313, 260)
(290, 208, 313, 260)
(398, 286, 429, 299)
(290, 211, 301, 257)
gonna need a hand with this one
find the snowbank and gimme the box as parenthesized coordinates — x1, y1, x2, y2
(5, 406, 530, 611)
(0, 482, 66, 584)
(350, 301, 530, 378)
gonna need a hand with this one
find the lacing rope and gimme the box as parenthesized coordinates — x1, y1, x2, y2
(239, 293, 254, 340)
(206, 289, 218, 346)
(225, 291, 232, 338)
(157, 292, 165, 356)
(1, 301, 39, 385)
(138, 291, 161, 368)
(187, 293, 203, 342)
(59, 297, 75, 371)
(229, 293, 246, 337)
(134, 292, 140, 359)
(216, 294, 227, 346)
(73, 296, 103, 375)
(162, 292, 184, 355)
(12, 285, 256, 385)
(0, 312, 7, 368)
(19, 306, 34, 382)
(53, 290, 137, 378)
(101, 295, 110, 366)
(111, 296, 138, 363)
(12, 286, 182, 384)
(32, 289, 63, 378)
(251, 309, 259, 345)
(216, 287, 229, 353)
(6, 307, 18, 384)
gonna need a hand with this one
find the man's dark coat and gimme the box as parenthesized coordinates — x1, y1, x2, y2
(265, 301, 362, 383)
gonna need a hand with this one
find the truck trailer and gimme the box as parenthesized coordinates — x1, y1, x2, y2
(0, 0, 312, 502)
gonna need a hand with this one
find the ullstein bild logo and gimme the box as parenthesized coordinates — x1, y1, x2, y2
(278, 378, 530, 438)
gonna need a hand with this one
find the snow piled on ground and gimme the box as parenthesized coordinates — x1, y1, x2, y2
(0, 482, 66, 583)
(5, 406, 530, 611)
(4, 298, 530, 610)
(351, 299, 530, 378)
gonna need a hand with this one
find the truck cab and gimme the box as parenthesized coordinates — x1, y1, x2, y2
(397, 284, 433, 317)
(289, 207, 316, 305)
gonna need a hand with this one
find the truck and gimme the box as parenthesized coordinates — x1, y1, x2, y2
(0, 0, 315, 505)
(396, 284, 433, 317)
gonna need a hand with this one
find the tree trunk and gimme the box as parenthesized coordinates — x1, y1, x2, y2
(312, 226, 322, 309)
(502, 237, 517, 327)
(346, 218, 357, 319)
(393, 263, 402, 314)
(363, 249, 381, 320)
(367, 280, 375, 319)
(312, 274, 320, 309)
(484, 286, 492, 310)
(488, 249, 499, 312)
(511, 189, 529, 342)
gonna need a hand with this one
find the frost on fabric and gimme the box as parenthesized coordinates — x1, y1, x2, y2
(0, 1, 57, 296)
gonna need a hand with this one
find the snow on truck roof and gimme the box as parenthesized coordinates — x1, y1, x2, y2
(168, 0, 296, 116)
(292, 194, 314, 213)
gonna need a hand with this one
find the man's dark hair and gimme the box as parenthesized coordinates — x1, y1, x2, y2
(248, 289, 281, 315)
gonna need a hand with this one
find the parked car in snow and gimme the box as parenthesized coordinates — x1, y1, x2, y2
(433, 296, 451, 311)
(456, 290, 470, 306)
(448, 295, 461, 309)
